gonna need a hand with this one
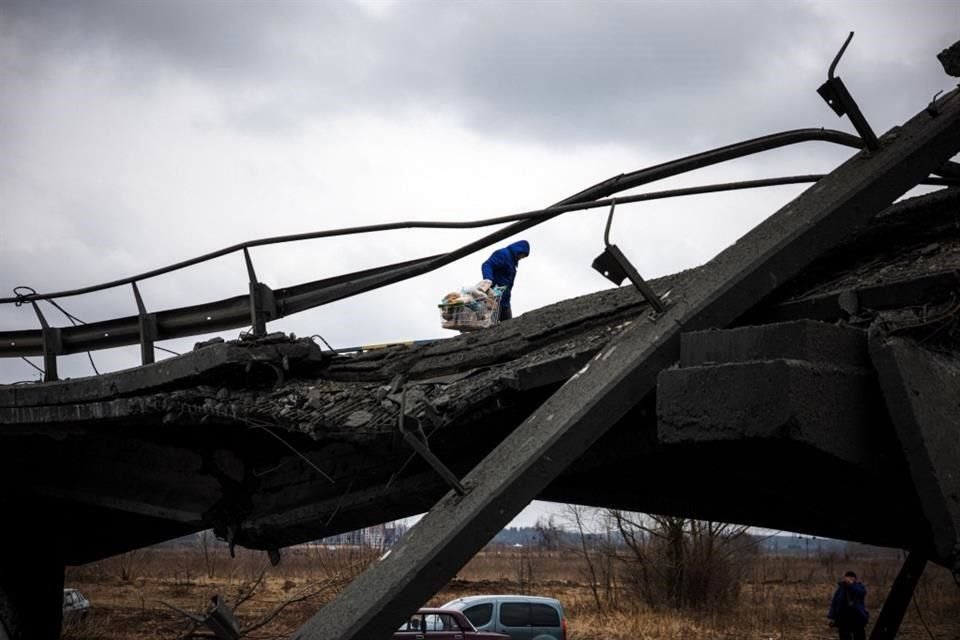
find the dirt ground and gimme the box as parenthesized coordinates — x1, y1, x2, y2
(61, 545, 960, 639)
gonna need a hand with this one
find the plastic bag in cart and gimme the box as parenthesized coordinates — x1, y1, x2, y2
(438, 280, 505, 331)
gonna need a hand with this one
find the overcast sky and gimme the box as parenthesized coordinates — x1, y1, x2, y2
(2, 0, 957, 526)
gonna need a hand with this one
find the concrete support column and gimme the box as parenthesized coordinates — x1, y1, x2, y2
(868, 551, 927, 640)
(0, 534, 64, 640)
(870, 336, 960, 572)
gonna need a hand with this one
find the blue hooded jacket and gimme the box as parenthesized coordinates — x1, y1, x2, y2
(481, 240, 529, 310)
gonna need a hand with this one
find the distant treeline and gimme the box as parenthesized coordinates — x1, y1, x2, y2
(488, 526, 897, 558)
(152, 527, 903, 559)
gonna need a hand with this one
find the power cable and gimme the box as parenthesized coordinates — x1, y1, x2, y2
(13, 286, 103, 376)
(19, 357, 44, 375)
(41, 296, 100, 376)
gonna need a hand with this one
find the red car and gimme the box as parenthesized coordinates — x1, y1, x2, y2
(394, 608, 511, 639)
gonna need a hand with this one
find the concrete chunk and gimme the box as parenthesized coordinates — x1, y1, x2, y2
(680, 319, 868, 368)
(658, 359, 876, 465)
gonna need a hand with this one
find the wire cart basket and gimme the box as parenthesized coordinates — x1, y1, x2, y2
(438, 286, 504, 332)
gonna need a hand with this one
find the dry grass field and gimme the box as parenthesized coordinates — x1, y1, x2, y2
(62, 540, 960, 639)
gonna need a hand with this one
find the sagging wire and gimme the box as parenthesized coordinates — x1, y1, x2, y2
(162, 395, 337, 484)
(324, 479, 355, 527)
(384, 391, 444, 492)
(11, 284, 179, 370)
(19, 357, 44, 375)
(912, 589, 936, 640)
(252, 459, 290, 478)
(44, 297, 86, 327)
(385, 444, 427, 492)
(246, 404, 357, 528)
(14, 285, 100, 375)
(15, 356, 46, 384)
(886, 295, 960, 344)
(244, 417, 335, 484)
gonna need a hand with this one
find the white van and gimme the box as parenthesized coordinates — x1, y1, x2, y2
(441, 595, 566, 640)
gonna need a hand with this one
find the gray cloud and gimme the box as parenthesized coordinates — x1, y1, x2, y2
(7, 1, 954, 150)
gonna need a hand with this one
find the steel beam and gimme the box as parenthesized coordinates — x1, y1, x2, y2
(293, 90, 960, 640)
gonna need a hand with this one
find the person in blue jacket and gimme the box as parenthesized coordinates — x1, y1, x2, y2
(828, 571, 869, 640)
(480, 239, 529, 322)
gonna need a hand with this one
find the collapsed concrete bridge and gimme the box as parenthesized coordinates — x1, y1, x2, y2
(4, 190, 960, 638)
(2, 47, 960, 639)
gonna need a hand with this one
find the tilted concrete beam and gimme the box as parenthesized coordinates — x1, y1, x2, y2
(293, 89, 960, 639)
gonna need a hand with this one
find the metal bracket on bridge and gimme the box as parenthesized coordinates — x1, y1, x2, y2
(397, 386, 467, 497)
(591, 201, 667, 314)
(131, 282, 158, 365)
(243, 248, 277, 337)
(817, 32, 880, 151)
(30, 301, 61, 382)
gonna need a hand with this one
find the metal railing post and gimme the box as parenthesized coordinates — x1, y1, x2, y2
(243, 248, 276, 337)
(132, 282, 157, 365)
(30, 302, 60, 382)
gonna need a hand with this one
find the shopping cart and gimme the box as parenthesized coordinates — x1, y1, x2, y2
(438, 286, 504, 332)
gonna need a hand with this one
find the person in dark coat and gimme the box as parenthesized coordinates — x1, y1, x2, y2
(480, 239, 529, 322)
(828, 571, 869, 640)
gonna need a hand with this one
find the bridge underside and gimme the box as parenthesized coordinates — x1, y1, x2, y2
(2, 188, 958, 572)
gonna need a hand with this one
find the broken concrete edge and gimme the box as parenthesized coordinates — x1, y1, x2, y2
(748, 186, 960, 312)
(938, 39, 960, 77)
(760, 269, 960, 324)
(871, 185, 959, 227)
(0, 334, 606, 440)
(0, 336, 327, 408)
(869, 334, 960, 571)
(227, 470, 443, 550)
(679, 319, 869, 368)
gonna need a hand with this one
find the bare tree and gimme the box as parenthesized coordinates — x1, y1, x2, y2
(562, 504, 623, 613)
(104, 548, 150, 583)
(608, 510, 750, 611)
(198, 530, 222, 580)
(533, 515, 563, 555)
